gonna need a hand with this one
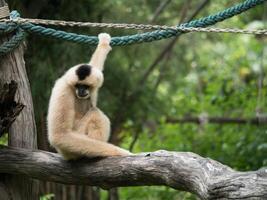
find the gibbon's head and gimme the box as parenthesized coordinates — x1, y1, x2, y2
(64, 64, 104, 100)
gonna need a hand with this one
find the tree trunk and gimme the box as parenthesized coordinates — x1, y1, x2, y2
(108, 188, 119, 200)
(0, 1, 38, 199)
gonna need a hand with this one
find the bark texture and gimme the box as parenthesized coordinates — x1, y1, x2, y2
(0, 146, 266, 200)
(0, 1, 38, 199)
(0, 81, 24, 137)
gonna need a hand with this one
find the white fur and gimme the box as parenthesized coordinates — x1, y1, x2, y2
(47, 33, 131, 160)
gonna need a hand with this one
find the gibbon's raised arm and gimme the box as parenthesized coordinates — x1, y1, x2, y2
(89, 33, 112, 71)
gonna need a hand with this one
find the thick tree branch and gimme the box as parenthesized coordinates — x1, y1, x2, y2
(0, 146, 266, 199)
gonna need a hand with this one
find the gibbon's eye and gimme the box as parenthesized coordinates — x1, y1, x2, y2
(75, 84, 91, 99)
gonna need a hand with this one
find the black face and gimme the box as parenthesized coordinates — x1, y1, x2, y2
(75, 84, 90, 99)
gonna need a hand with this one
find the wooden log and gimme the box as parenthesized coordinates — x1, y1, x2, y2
(0, 146, 266, 200)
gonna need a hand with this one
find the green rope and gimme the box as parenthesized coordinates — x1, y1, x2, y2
(0, 28, 25, 56)
(0, 11, 25, 56)
(0, 0, 266, 55)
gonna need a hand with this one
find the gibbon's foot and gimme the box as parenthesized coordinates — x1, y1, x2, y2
(111, 148, 133, 156)
(98, 33, 111, 46)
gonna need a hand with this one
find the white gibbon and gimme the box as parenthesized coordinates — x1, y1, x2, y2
(47, 33, 132, 160)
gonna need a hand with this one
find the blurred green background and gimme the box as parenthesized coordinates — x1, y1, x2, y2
(3, 0, 267, 199)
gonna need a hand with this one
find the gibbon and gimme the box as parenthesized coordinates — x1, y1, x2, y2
(47, 33, 132, 160)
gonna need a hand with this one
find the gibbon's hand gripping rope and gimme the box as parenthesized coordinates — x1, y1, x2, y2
(0, 0, 266, 55)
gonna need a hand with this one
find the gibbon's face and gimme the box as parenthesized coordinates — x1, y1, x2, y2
(71, 64, 104, 100)
(75, 83, 91, 99)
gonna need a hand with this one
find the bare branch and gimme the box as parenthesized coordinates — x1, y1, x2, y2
(0, 146, 266, 199)
(128, 125, 142, 151)
(166, 116, 267, 125)
(149, 0, 172, 23)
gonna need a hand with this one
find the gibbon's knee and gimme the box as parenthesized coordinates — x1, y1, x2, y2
(87, 108, 110, 141)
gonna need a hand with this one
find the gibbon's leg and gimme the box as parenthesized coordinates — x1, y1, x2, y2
(53, 132, 131, 158)
(74, 112, 91, 134)
(75, 107, 110, 141)
(85, 108, 110, 142)
(89, 33, 112, 71)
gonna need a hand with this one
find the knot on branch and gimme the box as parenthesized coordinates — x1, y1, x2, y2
(0, 81, 24, 137)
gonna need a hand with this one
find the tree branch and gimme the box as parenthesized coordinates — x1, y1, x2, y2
(166, 116, 267, 125)
(149, 0, 172, 23)
(0, 146, 266, 199)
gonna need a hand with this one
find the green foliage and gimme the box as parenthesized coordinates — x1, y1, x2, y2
(0, 134, 8, 145)
(7, 0, 267, 199)
(39, 193, 55, 200)
(118, 186, 196, 200)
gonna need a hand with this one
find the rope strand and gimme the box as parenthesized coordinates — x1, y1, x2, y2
(0, 5, 9, 19)
(1, 18, 266, 35)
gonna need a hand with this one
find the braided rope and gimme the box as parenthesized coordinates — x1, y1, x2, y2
(19, 0, 267, 46)
(1, 18, 267, 35)
(0, 11, 25, 56)
(0, 0, 266, 55)
(0, 28, 25, 56)
(0, 21, 17, 34)
(2, 18, 176, 30)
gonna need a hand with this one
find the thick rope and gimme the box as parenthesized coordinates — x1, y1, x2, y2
(0, 11, 25, 56)
(0, 0, 266, 55)
(0, 28, 25, 55)
(18, 0, 265, 46)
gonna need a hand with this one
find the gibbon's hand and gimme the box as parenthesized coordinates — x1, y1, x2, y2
(98, 33, 112, 50)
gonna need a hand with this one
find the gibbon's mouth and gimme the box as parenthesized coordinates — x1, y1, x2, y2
(75, 84, 91, 99)
(76, 93, 90, 99)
